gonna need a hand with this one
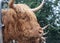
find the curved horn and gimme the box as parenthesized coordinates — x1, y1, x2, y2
(31, 0, 45, 12)
(8, 0, 14, 8)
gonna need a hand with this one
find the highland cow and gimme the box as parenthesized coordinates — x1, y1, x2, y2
(1, 0, 48, 43)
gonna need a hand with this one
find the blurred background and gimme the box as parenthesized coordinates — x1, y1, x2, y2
(2, 0, 60, 43)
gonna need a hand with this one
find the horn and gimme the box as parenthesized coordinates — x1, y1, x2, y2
(8, 0, 14, 8)
(42, 24, 50, 30)
(31, 0, 45, 12)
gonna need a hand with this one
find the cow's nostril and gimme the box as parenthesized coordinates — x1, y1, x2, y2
(38, 30, 43, 34)
(38, 31, 42, 34)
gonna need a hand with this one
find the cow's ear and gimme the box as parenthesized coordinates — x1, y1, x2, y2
(2, 9, 7, 15)
(8, 0, 14, 8)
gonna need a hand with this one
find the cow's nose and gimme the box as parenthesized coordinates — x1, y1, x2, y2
(38, 29, 43, 34)
(38, 29, 44, 37)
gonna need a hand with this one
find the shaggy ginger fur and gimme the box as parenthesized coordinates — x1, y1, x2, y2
(2, 4, 43, 43)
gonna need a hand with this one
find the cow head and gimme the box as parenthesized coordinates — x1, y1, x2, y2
(1, 0, 49, 43)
